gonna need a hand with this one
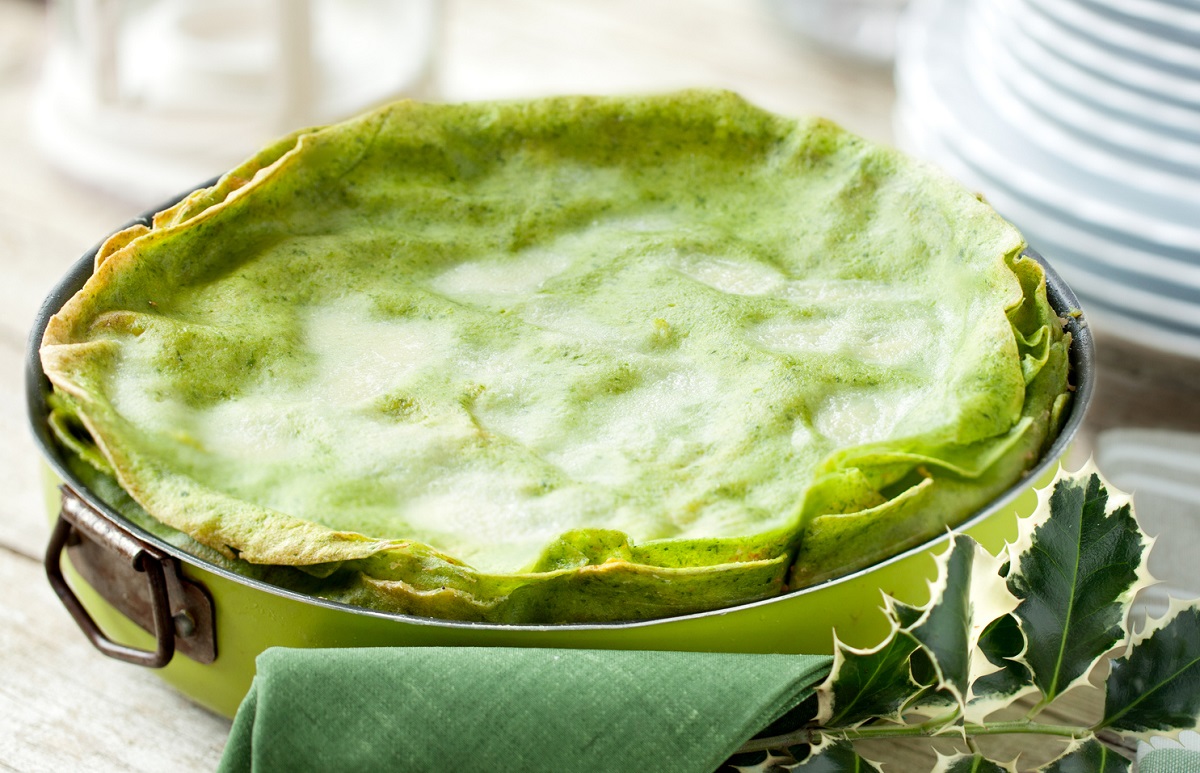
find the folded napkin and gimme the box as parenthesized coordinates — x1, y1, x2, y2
(1139, 731, 1200, 773)
(218, 647, 831, 773)
(1140, 749, 1200, 773)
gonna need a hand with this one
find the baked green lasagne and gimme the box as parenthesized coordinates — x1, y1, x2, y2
(41, 91, 1071, 623)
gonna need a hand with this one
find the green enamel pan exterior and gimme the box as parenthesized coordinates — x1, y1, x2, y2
(27, 201, 1095, 719)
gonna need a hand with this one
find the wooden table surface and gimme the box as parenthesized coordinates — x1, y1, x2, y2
(3, 1, 1198, 770)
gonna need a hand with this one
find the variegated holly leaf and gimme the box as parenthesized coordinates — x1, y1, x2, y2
(1098, 600, 1200, 739)
(1038, 738, 1131, 772)
(727, 748, 809, 773)
(896, 534, 1019, 709)
(819, 532, 1019, 725)
(885, 598, 954, 715)
(816, 623, 923, 727)
(905, 646, 957, 714)
(1004, 465, 1152, 705)
(966, 613, 1036, 722)
(791, 739, 883, 771)
(931, 751, 1017, 772)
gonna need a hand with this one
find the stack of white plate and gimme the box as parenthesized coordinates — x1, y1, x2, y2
(895, 0, 1200, 358)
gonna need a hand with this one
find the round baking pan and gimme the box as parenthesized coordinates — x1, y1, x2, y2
(27, 192, 1095, 718)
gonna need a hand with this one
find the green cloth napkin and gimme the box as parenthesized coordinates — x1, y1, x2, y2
(218, 647, 831, 773)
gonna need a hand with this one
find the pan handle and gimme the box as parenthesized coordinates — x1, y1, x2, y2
(44, 487, 176, 668)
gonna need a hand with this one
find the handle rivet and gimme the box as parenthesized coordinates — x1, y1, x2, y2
(173, 611, 196, 638)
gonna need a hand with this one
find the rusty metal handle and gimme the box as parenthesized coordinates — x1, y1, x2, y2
(44, 488, 176, 668)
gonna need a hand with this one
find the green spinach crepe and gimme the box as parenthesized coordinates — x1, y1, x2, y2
(40, 91, 1071, 623)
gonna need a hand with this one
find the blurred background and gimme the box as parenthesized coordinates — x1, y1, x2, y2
(2, 0, 1198, 769)
(18, 0, 908, 207)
